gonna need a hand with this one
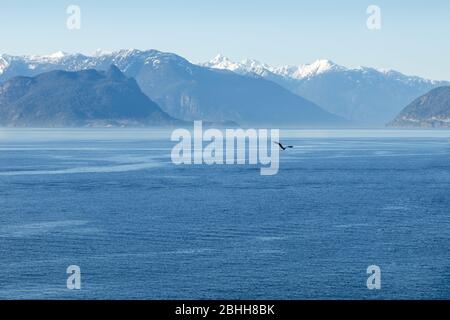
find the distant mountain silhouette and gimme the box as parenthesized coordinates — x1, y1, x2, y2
(0, 66, 177, 127)
(388, 86, 450, 128)
(0, 50, 347, 126)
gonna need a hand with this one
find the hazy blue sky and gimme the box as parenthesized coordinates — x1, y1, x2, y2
(1, 0, 449, 80)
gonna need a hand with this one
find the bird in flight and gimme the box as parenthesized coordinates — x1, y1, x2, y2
(274, 141, 294, 151)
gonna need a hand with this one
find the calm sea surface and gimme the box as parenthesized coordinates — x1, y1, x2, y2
(0, 129, 449, 299)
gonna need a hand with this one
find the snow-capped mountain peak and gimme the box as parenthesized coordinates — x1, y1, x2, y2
(272, 59, 340, 79)
(294, 59, 343, 78)
(240, 58, 271, 71)
(202, 55, 345, 79)
(26, 51, 72, 63)
(205, 54, 242, 71)
(45, 51, 69, 59)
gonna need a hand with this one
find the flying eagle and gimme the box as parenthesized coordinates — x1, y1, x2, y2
(274, 141, 294, 151)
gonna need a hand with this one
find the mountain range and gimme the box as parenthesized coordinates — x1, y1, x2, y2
(0, 65, 176, 127)
(0, 50, 345, 127)
(1, 49, 449, 127)
(202, 55, 449, 125)
(388, 86, 450, 128)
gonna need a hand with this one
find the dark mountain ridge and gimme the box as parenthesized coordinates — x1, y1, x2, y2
(0, 65, 177, 127)
(388, 86, 450, 128)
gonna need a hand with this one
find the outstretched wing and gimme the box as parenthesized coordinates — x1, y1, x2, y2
(274, 141, 291, 150)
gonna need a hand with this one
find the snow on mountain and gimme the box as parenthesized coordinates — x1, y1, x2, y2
(24, 51, 73, 64)
(285, 59, 345, 79)
(0, 55, 10, 75)
(0, 49, 448, 125)
(202, 55, 443, 85)
(202, 55, 345, 79)
(0, 50, 442, 87)
(204, 54, 242, 71)
(201, 54, 449, 124)
(0, 49, 189, 78)
(0, 49, 346, 126)
(43, 51, 69, 60)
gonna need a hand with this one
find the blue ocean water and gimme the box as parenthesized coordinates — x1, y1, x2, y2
(0, 129, 449, 299)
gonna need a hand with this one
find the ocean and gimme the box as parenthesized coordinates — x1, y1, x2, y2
(0, 128, 449, 299)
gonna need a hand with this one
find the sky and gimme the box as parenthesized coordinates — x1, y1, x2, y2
(0, 0, 449, 80)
